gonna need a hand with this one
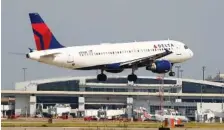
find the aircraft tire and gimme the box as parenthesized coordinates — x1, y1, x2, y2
(169, 71, 175, 76)
(97, 74, 107, 81)
(127, 74, 137, 82)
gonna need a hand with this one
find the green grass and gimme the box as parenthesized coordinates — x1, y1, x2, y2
(1, 121, 162, 128)
(184, 122, 224, 128)
(2, 121, 224, 128)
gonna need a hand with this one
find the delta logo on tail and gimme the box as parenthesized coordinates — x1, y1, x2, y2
(29, 13, 64, 50)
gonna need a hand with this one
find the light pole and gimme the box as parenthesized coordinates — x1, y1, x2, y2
(180, 70, 183, 78)
(222, 85, 224, 112)
(175, 66, 181, 78)
(200, 84, 203, 122)
(22, 68, 27, 81)
(25, 106, 27, 119)
(202, 66, 206, 80)
(200, 85, 203, 109)
(218, 71, 221, 81)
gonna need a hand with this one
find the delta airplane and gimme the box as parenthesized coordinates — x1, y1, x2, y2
(26, 13, 193, 82)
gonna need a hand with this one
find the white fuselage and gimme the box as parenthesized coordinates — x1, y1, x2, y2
(27, 40, 193, 70)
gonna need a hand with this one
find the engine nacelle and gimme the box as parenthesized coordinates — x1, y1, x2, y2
(105, 63, 120, 69)
(105, 63, 123, 73)
(105, 69, 124, 73)
(146, 60, 172, 73)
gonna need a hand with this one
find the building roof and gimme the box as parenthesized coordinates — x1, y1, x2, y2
(1, 90, 224, 98)
(15, 75, 224, 87)
(220, 74, 224, 78)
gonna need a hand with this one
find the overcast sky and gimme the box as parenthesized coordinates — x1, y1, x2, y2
(2, 0, 224, 90)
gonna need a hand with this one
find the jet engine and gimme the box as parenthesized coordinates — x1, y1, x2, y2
(105, 63, 124, 73)
(146, 60, 172, 73)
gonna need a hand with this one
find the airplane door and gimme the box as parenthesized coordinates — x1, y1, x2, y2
(67, 54, 74, 63)
(175, 44, 182, 56)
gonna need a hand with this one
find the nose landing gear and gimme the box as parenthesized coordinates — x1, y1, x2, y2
(169, 71, 175, 76)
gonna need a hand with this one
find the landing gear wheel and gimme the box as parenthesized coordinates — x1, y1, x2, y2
(127, 74, 138, 82)
(169, 71, 175, 77)
(97, 74, 107, 82)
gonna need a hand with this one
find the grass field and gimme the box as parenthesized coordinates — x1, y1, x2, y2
(2, 119, 224, 128)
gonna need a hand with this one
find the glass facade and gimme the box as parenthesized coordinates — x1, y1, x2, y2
(34, 78, 223, 96)
(85, 104, 126, 109)
(37, 80, 79, 91)
(36, 96, 79, 109)
(86, 78, 176, 84)
(37, 96, 78, 104)
(85, 88, 171, 92)
(87, 78, 127, 84)
(182, 99, 223, 103)
(85, 87, 128, 92)
(182, 81, 223, 94)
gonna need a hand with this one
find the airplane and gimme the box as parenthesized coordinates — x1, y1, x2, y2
(26, 13, 193, 82)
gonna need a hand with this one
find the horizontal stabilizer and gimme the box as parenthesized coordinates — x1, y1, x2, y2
(40, 52, 61, 58)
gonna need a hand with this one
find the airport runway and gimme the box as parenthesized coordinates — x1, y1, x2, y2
(2, 127, 224, 130)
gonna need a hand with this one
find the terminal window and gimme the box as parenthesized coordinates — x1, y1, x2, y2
(182, 82, 222, 94)
(86, 78, 176, 84)
(37, 80, 80, 91)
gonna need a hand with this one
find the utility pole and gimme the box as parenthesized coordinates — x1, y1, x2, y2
(22, 68, 27, 81)
(202, 66, 206, 80)
(175, 66, 181, 78)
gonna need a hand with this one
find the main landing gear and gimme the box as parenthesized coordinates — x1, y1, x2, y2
(97, 70, 107, 82)
(127, 74, 137, 82)
(97, 67, 138, 82)
(127, 66, 138, 82)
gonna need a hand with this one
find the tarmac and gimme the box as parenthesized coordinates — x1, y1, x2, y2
(2, 127, 224, 130)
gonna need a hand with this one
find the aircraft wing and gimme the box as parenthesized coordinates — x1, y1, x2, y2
(119, 49, 173, 66)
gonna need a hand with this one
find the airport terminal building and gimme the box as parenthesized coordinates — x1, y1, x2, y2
(1, 76, 224, 121)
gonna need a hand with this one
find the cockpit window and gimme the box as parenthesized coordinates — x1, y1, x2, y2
(184, 45, 188, 49)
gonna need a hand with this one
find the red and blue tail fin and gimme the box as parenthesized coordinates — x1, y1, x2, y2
(29, 13, 64, 50)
